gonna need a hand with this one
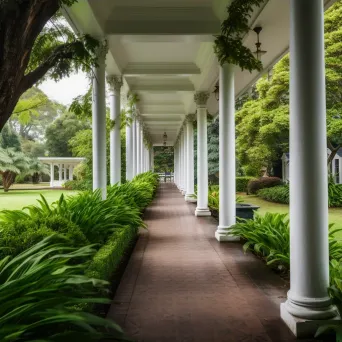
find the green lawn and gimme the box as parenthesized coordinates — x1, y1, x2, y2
(0, 190, 78, 211)
(240, 193, 342, 235)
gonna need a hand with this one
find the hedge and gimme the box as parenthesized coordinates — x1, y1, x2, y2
(236, 176, 256, 192)
(257, 185, 290, 204)
(247, 177, 283, 194)
(86, 226, 138, 282)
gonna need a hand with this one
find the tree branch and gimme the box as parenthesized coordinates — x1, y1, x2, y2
(20, 41, 80, 93)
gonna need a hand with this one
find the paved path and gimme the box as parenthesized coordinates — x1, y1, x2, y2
(108, 183, 314, 342)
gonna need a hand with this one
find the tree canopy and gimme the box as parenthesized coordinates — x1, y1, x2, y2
(0, 0, 99, 130)
(235, 0, 342, 176)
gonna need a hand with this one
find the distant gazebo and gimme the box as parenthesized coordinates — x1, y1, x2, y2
(39, 157, 85, 188)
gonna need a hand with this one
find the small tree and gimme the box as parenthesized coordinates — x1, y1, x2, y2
(0, 148, 31, 192)
(25, 159, 50, 184)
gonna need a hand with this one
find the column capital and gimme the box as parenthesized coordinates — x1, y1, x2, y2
(107, 75, 123, 95)
(95, 40, 108, 60)
(194, 91, 210, 108)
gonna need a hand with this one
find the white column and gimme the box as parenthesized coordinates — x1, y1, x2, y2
(140, 128, 144, 174)
(179, 130, 184, 191)
(132, 118, 137, 177)
(174, 145, 177, 185)
(281, 0, 340, 337)
(92, 43, 107, 200)
(182, 124, 187, 196)
(185, 115, 196, 202)
(151, 147, 154, 172)
(126, 113, 133, 181)
(107, 76, 123, 185)
(63, 165, 68, 182)
(50, 163, 54, 187)
(216, 64, 238, 242)
(194, 92, 210, 216)
(136, 120, 141, 175)
(58, 164, 62, 182)
(69, 165, 73, 181)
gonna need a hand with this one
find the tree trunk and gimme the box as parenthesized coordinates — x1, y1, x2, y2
(2, 171, 16, 192)
(327, 139, 340, 168)
(0, 0, 60, 130)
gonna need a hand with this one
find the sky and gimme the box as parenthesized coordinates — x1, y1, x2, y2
(39, 71, 90, 106)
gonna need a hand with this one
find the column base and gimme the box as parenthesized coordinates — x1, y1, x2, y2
(280, 302, 340, 338)
(195, 208, 211, 217)
(181, 190, 186, 196)
(215, 230, 240, 242)
(185, 194, 197, 203)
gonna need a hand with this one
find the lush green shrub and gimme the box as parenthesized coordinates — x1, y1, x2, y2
(236, 176, 256, 192)
(258, 185, 290, 204)
(257, 181, 342, 208)
(328, 182, 342, 207)
(0, 220, 54, 259)
(247, 177, 283, 194)
(230, 213, 290, 268)
(86, 226, 138, 282)
(0, 236, 127, 341)
(230, 212, 342, 306)
(64, 179, 92, 191)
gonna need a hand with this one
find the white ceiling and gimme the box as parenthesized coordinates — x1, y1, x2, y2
(64, 0, 336, 145)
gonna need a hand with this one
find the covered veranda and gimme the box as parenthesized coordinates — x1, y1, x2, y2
(63, 0, 340, 338)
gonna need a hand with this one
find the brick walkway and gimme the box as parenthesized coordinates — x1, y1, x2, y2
(108, 183, 315, 342)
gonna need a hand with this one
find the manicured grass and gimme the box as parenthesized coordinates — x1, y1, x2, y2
(0, 190, 78, 211)
(240, 193, 342, 236)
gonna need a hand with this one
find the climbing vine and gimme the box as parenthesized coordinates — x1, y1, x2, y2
(214, 0, 266, 72)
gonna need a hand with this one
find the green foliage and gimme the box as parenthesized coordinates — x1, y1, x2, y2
(46, 112, 90, 157)
(231, 213, 342, 307)
(0, 236, 127, 341)
(214, 0, 265, 71)
(208, 119, 219, 182)
(64, 179, 92, 191)
(236, 1, 342, 174)
(86, 226, 138, 283)
(328, 181, 342, 208)
(230, 213, 290, 267)
(10, 87, 59, 140)
(257, 180, 342, 208)
(257, 185, 290, 204)
(154, 146, 174, 173)
(236, 176, 257, 192)
(0, 125, 21, 151)
(247, 177, 283, 194)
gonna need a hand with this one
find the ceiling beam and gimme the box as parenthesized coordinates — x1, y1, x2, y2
(124, 63, 201, 76)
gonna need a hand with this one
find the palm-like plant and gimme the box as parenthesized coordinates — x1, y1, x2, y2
(25, 159, 50, 184)
(0, 148, 31, 192)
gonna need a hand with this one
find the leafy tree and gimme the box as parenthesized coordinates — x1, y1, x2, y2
(45, 113, 90, 157)
(21, 139, 46, 158)
(208, 119, 219, 183)
(25, 159, 50, 184)
(0, 148, 31, 191)
(154, 147, 174, 173)
(9, 87, 60, 140)
(235, 0, 342, 175)
(0, 1, 99, 130)
(0, 125, 21, 151)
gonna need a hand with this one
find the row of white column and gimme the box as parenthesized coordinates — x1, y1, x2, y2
(126, 115, 153, 181)
(92, 48, 153, 201)
(50, 163, 74, 187)
(174, 0, 339, 336)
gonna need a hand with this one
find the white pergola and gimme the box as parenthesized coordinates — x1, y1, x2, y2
(63, 0, 340, 337)
(39, 157, 85, 187)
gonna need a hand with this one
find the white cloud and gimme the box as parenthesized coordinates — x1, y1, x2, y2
(39, 72, 91, 106)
